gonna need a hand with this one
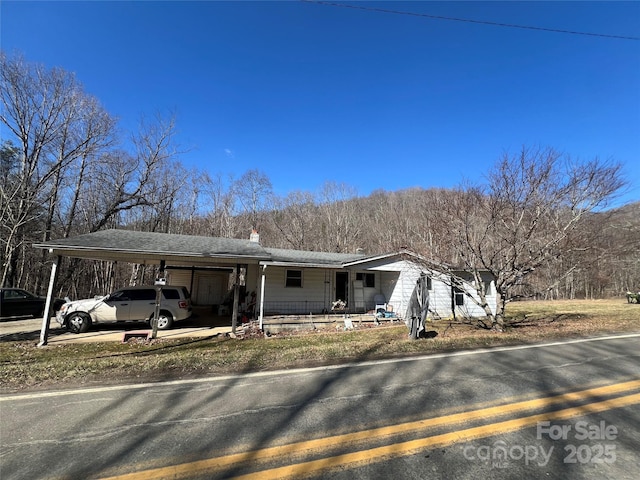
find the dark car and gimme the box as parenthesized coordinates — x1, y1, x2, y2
(0, 288, 65, 319)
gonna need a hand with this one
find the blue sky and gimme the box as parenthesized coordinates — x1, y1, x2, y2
(2, 1, 639, 205)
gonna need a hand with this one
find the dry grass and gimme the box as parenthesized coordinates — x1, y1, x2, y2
(1, 299, 637, 393)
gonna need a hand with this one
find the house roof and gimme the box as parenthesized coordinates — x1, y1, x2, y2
(33, 229, 482, 275)
(32, 229, 370, 268)
(33, 229, 270, 266)
(263, 247, 366, 267)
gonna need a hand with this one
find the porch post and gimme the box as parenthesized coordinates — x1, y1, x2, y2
(38, 253, 61, 347)
(231, 264, 240, 334)
(259, 265, 266, 330)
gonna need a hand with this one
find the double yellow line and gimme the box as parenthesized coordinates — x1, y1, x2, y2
(100, 379, 640, 480)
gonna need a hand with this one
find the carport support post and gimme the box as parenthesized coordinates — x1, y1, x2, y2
(231, 264, 240, 335)
(38, 254, 60, 347)
(259, 265, 266, 330)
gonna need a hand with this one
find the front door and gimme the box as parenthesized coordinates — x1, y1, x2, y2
(335, 272, 349, 307)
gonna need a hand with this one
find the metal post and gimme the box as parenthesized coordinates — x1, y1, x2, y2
(231, 264, 240, 335)
(151, 260, 166, 339)
(38, 254, 60, 347)
(259, 265, 266, 330)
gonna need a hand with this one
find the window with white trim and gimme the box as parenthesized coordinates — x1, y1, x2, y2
(285, 269, 303, 288)
(356, 272, 375, 288)
(453, 287, 465, 306)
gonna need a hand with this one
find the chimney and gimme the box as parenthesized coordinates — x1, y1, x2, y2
(250, 229, 260, 243)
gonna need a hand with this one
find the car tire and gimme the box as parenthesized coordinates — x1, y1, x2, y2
(151, 311, 174, 330)
(66, 312, 91, 334)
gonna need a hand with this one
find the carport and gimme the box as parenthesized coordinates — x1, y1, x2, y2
(33, 229, 270, 346)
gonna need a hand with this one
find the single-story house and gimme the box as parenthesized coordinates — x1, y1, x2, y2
(33, 229, 496, 343)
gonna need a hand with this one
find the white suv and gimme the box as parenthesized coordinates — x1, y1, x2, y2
(57, 286, 192, 333)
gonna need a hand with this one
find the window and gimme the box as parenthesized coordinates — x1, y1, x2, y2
(109, 290, 131, 301)
(285, 269, 303, 288)
(129, 289, 156, 301)
(474, 279, 493, 295)
(162, 288, 180, 300)
(356, 272, 375, 288)
(5, 289, 32, 299)
(453, 287, 465, 306)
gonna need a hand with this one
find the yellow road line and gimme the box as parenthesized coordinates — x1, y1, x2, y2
(235, 392, 640, 480)
(98, 379, 640, 480)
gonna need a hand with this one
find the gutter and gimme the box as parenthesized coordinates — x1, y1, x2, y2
(259, 261, 346, 269)
(32, 244, 271, 262)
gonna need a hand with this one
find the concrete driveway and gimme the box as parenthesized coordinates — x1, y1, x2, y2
(0, 307, 233, 344)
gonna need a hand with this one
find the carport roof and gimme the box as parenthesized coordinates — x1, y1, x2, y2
(33, 229, 270, 265)
(33, 229, 370, 267)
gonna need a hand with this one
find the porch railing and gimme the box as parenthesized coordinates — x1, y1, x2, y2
(261, 300, 371, 316)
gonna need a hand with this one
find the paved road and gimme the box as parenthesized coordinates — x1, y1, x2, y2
(1, 334, 639, 479)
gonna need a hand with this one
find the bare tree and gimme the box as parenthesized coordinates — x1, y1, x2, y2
(316, 181, 364, 253)
(0, 52, 116, 288)
(269, 190, 317, 249)
(199, 172, 238, 238)
(74, 114, 181, 233)
(425, 147, 625, 330)
(52, 114, 183, 293)
(125, 160, 192, 234)
(232, 169, 273, 233)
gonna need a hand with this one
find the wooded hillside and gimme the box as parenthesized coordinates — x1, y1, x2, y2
(2, 53, 638, 303)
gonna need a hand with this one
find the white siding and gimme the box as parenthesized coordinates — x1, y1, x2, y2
(363, 259, 496, 319)
(262, 266, 333, 314)
(368, 259, 423, 317)
(246, 264, 260, 294)
(259, 258, 497, 319)
(428, 274, 455, 319)
(351, 271, 389, 311)
(167, 270, 193, 292)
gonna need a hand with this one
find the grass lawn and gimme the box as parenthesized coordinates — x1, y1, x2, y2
(1, 299, 638, 393)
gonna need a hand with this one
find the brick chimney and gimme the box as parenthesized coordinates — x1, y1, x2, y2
(250, 229, 260, 243)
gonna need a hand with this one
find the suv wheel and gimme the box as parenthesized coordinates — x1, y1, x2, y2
(67, 312, 91, 334)
(152, 311, 174, 330)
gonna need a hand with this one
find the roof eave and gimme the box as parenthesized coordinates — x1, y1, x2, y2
(342, 252, 401, 267)
(33, 243, 271, 263)
(259, 261, 344, 269)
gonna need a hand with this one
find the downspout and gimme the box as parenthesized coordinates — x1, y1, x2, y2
(38, 253, 61, 347)
(259, 265, 266, 330)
